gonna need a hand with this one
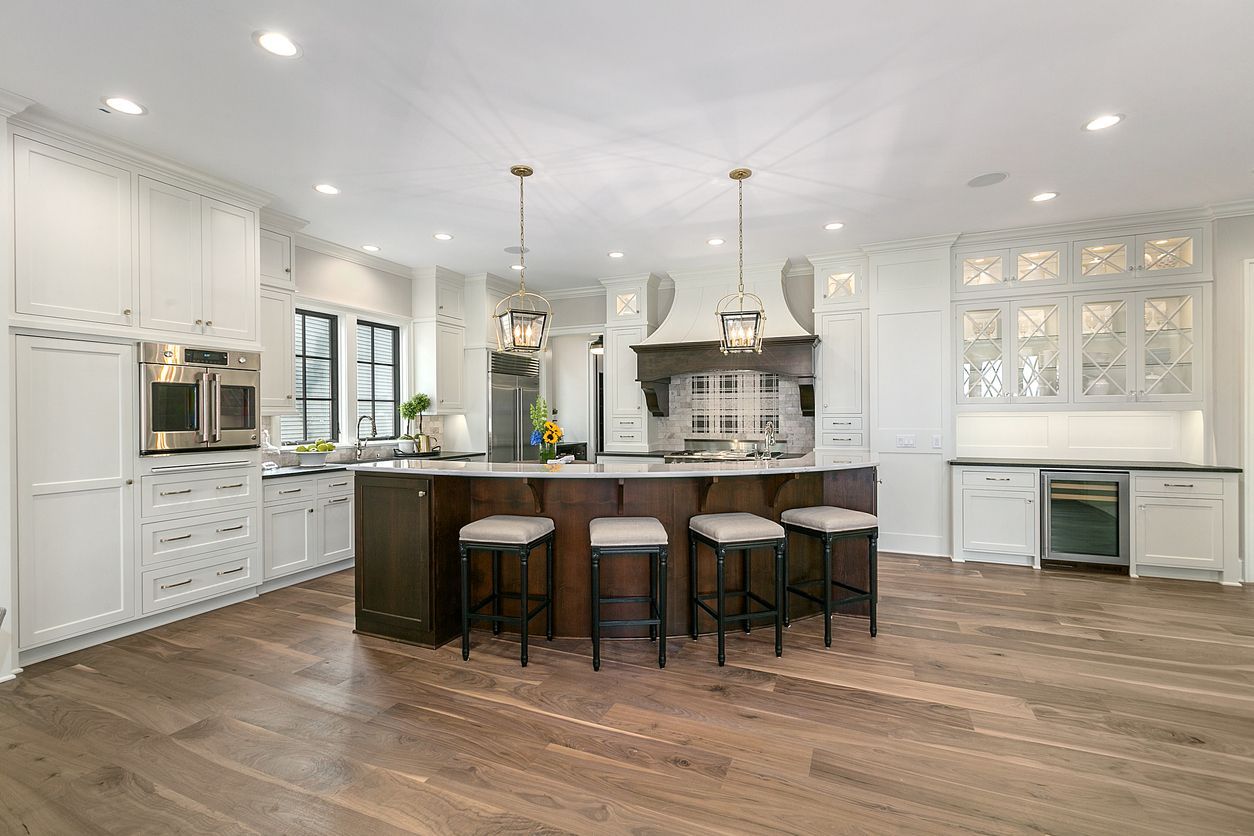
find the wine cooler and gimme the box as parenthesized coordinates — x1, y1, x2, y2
(1041, 470, 1130, 566)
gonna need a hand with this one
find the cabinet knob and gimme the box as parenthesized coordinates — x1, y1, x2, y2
(286, 394, 293, 399)
(418, 490, 427, 497)
(206, 320, 214, 327)
(284, 267, 291, 273)
(308, 508, 315, 514)
(125, 479, 133, 485)
(122, 308, 132, 316)
(195, 319, 203, 325)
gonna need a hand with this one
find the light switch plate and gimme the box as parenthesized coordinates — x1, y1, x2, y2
(932, 434, 943, 449)
(895, 434, 916, 448)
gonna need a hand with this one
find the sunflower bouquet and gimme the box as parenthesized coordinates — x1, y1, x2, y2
(528, 397, 564, 460)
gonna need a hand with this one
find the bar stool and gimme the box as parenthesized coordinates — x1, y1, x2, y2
(688, 512, 786, 666)
(589, 517, 668, 671)
(781, 506, 878, 646)
(459, 515, 555, 667)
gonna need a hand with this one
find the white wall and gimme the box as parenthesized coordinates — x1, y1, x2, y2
(956, 411, 1204, 462)
(1212, 215, 1254, 466)
(295, 246, 413, 319)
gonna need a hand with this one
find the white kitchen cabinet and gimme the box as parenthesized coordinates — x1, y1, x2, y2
(960, 489, 1037, 557)
(319, 494, 355, 563)
(954, 248, 1012, 292)
(13, 135, 135, 326)
(263, 498, 319, 579)
(816, 312, 864, 415)
(201, 198, 258, 342)
(259, 227, 295, 288)
(412, 320, 466, 413)
(958, 299, 1066, 404)
(260, 287, 296, 414)
(139, 176, 202, 335)
(1010, 244, 1068, 287)
(15, 337, 136, 648)
(1135, 497, 1224, 571)
(811, 256, 868, 310)
(607, 325, 645, 416)
(1136, 229, 1202, 278)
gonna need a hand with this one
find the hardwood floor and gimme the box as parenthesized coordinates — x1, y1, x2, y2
(2, 555, 1253, 834)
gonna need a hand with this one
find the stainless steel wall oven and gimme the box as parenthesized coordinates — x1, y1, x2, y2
(139, 342, 260, 454)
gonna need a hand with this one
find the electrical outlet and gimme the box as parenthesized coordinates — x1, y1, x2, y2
(895, 434, 916, 448)
(932, 434, 943, 449)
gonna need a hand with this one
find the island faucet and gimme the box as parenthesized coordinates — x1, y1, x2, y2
(355, 415, 377, 461)
(763, 421, 777, 458)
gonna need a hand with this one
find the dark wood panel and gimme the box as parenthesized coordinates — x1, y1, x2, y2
(354, 474, 432, 644)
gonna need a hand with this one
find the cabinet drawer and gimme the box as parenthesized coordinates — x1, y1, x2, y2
(141, 508, 258, 567)
(610, 416, 643, 431)
(817, 450, 868, 466)
(821, 417, 864, 432)
(610, 429, 643, 445)
(961, 469, 1036, 489)
(317, 473, 354, 496)
(822, 432, 863, 447)
(141, 548, 256, 614)
(1134, 475, 1224, 497)
(264, 478, 317, 503)
(140, 467, 257, 519)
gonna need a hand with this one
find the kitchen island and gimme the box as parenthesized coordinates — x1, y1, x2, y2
(349, 456, 877, 647)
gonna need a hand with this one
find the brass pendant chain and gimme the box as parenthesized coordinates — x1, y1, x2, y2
(518, 172, 526, 296)
(737, 176, 745, 298)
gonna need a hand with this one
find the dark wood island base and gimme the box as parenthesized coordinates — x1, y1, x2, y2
(353, 462, 877, 648)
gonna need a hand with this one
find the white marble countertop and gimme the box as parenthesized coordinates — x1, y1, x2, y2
(347, 453, 875, 479)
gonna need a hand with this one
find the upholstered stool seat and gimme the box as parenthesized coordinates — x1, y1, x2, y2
(782, 506, 878, 646)
(688, 512, 786, 666)
(460, 515, 556, 667)
(589, 517, 668, 671)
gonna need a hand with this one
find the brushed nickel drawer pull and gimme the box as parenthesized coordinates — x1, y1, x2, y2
(160, 578, 193, 590)
(216, 566, 245, 576)
(985, 477, 1011, 481)
(328, 481, 348, 488)
(278, 488, 302, 494)
(160, 489, 193, 496)
(216, 525, 244, 533)
(216, 483, 244, 490)
(329, 497, 350, 504)
(1163, 483, 1194, 488)
(160, 533, 192, 543)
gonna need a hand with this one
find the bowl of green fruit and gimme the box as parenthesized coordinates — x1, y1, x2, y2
(293, 440, 336, 467)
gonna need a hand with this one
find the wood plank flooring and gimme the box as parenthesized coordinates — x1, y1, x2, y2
(2, 555, 1253, 834)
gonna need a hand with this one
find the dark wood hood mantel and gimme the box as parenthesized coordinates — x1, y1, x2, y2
(631, 335, 819, 417)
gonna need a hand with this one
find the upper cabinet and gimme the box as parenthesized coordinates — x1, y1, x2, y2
(957, 298, 1067, 404)
(259, 228, 295, 288)
(812, 256, 868, 310)
(13, 133, 261, 343)
(14, 136, 135, 326)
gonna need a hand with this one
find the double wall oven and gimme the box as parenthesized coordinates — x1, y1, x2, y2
(139, 342, 261, 454)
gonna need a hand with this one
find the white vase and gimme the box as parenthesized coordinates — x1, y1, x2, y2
(399, 438, 417, 454)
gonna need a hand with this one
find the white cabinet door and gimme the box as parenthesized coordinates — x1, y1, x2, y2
(201, 198, 258, 342)
(260, 287, 296, 414)
(957, 303, 1010, 403)
(436, 280, 465, 321)
(1136, 229, 1202, 279)
(435, 323, 465, 412)
(138, 177, 203, 335)
(263, 501, 319, 579)
(1135, 288, 1202, 403)
(1074, 236, 1136, 281)
(259, 228, 294, 287)
(13, 136, 135, 326)
(16, 337, 135, 648)
(817, 312, 863, 415)
(961, 489, 1036, 556)
(1135, 497, 1223, 570)
(1010, 298, 1066, 402)
(954, 249, 1012, 293)
(1073, 293, 1133, 403)
(319, 495, 354, 563)
(608, 326, 645, 416)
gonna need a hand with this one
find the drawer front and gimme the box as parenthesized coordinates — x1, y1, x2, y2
(610, 429, 643, 445)
(821, 416, 864, 432)
(961, 469, 1036, 489)
(610, 415, 643, 431)
(141, 549, 257, 614)
(264, 478, 317, 503)
(817, 450, 868, 466)
(317, 473, 354, 496)
(822, 432, 863, 447)
(141, 467, 258, 519)
(141, 508, 258, 567)
(1134, 475, 1224, 497)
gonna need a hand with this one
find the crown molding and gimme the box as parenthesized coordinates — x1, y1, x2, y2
(860, 234, 960, 254)
(1210, 199, 1254, 220)
(597, 272, 666, 290)
(293, 232, 414, 278)
(547, 324, 604, 337)
(464, 272, 517, 295)
(804, 250, 869, 268)
(413, 265, 465, 285)
(0, 89, 34, 120)
(952, 207, 1220, 248)
(10, 110, 274, 208)
(259, 207, 309, 233)
(545, 285, 605, 301)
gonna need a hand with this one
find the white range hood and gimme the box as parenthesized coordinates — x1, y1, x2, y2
(641, 261, 810, 345)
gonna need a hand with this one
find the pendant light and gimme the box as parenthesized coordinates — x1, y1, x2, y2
(494, 164, 552, 353)
(716, 167, 766, 354)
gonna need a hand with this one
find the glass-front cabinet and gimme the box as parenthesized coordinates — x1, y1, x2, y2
(958, 299, 1066, 404)
(1073, 228, 1202, 283)
(1135, 230, 1201, 278)
(1010, 244, 1067, 287)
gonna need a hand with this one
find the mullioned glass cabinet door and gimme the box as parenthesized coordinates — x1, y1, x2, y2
(1137, 289, 1200, 401)
(1012, 299, 1065, 402)
(958, 304, 1009, 402)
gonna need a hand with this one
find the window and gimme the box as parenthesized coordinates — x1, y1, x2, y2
(281, 310, 339, 444)
(356, 320, 401, 438)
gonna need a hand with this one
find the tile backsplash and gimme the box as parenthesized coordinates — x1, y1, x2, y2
(262, 414, 446, 467)
(652, 373, 814, 452)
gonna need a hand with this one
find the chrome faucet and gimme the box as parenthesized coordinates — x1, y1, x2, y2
(763, 421, 777, 458)
(355, 415, 377, 461)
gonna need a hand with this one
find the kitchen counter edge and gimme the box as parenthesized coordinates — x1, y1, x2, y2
(948, 458, 1241, 473)
(263, 452, 486, 479)
(347, 455, 875, 479)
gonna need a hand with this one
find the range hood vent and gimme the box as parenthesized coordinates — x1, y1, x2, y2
(632, 335, 818, 417)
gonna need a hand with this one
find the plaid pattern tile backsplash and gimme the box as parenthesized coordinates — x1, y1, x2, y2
(653, 372, 814, 451)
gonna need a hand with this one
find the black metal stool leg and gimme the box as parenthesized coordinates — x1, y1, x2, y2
(658, 546, 668, 668)
(869, 532, 878, 638)
(783, 533, 791, 627)
(716, 547, 727, 667)
(546, 535, 555, 641)
(460, 545, 471, 661)
(742, 549, 752, 634)
(822, 534, 833, 648)
(519, 547, 530, 667)
(649, 550, 658, 642)
(689, 539, 699, 640)
(591, 547, 601, 671)
(774, 541, 784, 658)
(491, 550, 501, 635)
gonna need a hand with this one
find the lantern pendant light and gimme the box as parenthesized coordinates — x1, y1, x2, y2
(716, 167, 766, 354)
(494, 164, 552, 353)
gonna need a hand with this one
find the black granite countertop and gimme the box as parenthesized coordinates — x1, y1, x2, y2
(948, 457, 1241, 473)
(262, 451, 485, 479)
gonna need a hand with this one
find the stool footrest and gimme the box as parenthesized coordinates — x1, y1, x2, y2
(597, 594, 654, 605)
(695, 590, 776, 610)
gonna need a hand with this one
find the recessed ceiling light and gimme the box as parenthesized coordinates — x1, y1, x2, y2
(967, 172, 1008, 188)
(313, 183, 339, 195)
(1084, 113, 1124, 131)
(102, 97, 146, 115)
(433, 232, 453, 241)
(1031, 191, 1059, 202)
(510, 264, 524, 271)
(361, 244, 380, 253)
(607, 251, 625, 259)
(707, 238, 725, 246)
(823, 222, 845, 231)
(253, 31, 302, 58)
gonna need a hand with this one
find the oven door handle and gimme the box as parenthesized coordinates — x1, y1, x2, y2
(199, 373, 211, 444)
(211, 373, 223, 443)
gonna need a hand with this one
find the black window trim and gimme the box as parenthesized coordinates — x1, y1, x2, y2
(356, 318, 402, 441)
(287, 308, 340, 445)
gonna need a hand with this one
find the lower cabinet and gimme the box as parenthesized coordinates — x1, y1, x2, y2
(262, 473, 355, 580)
(319, 494, 355, 563)
(263, 499, 319, 578)
(960, 489, 1037, 558)
(1135, 497, 1224, 571)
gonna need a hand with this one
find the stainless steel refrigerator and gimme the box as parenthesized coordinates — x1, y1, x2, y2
(488, 352, 542, 463)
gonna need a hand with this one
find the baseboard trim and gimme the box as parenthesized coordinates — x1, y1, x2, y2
(258, 558, 353, 594)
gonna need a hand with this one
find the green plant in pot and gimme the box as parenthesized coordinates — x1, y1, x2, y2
(399, 393, 432, 454)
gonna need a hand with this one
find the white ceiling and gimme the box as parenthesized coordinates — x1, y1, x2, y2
(2, 1, 1253, 289)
